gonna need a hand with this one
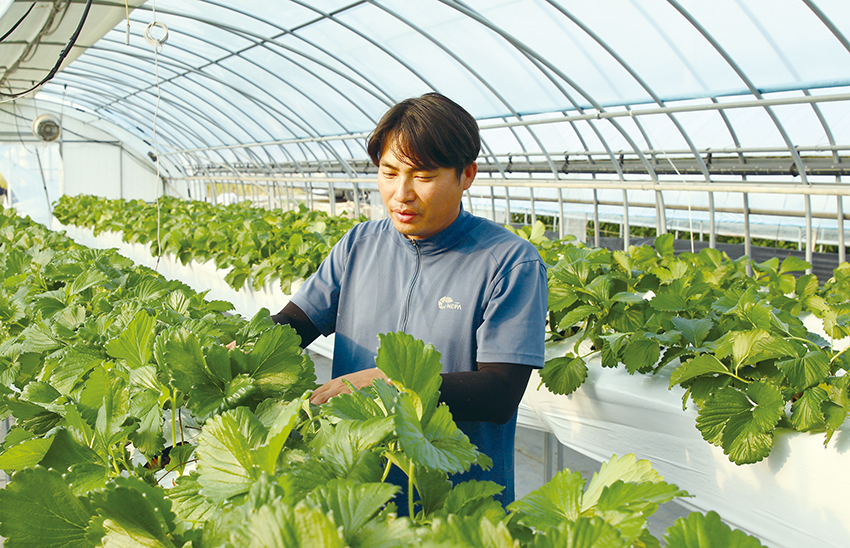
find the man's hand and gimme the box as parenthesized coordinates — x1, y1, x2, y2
(225, 340, 237, 350)
(310, 368, 389, 404)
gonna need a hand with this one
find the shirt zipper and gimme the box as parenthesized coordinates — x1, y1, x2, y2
(401, 239, 421, 331)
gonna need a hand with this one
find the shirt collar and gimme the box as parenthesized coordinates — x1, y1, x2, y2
(391, 205, 472, 254)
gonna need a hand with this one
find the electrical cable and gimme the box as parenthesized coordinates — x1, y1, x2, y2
(0, 0, 93, 101)
(0, 1, 36, 43)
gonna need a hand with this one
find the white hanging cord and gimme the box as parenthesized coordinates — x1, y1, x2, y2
(146, 1, 167, 271)
(628, 108, 696, 253)
(124, 0, 130, 45)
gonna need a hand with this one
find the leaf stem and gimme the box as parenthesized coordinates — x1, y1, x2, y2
(830, 344, 850, 366)
(408, 461, 415, 521)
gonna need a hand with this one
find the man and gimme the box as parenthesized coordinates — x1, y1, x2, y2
(272, 92, 547, 508)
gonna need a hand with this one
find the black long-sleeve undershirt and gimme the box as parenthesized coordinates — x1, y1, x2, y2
(271, 301, 532, 425)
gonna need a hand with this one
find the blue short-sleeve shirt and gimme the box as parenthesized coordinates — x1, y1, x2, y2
(291, 208, 548, 504)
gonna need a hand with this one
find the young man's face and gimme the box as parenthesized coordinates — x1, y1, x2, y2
(377, 141, 477, 240)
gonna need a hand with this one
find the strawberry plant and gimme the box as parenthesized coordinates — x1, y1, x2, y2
(0, 206, 767, 548)
(52, 194, 365, 294)
(541, 232, 850, 465)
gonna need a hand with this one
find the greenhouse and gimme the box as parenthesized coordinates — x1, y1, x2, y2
(1, 1, 849, 547)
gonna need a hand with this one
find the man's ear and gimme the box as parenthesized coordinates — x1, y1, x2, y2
(461, 162, 477, 190)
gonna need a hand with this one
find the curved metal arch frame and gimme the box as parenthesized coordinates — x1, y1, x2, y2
(62, 41, 357, 182)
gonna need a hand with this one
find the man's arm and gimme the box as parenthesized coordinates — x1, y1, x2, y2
(439, 363, 531, 424)
(271, 301, 321, 348)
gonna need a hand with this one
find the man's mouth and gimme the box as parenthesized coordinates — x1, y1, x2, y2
(394, 210, 417, 222)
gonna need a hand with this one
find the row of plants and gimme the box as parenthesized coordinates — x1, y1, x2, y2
(52, 194, 366, 294)
(0, 206, 767, 547)
(508, 222, 850, 465)
(55, 196, 850, 467)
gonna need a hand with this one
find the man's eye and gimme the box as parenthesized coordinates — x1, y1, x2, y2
(382, 171, 397, 178)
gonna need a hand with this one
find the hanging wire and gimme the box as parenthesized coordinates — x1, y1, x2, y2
(0, 1, 37, 43)
(628, 108, 697, 253)
(0, 0, 93, 102)
(145, 0, 167, 271)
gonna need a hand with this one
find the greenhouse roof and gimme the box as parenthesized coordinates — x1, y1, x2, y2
(1, 0, 848, 182)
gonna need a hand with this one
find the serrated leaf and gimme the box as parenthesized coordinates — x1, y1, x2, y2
(105, 309, 156, 369)
(600, 333, 628, 368)
(669, 355, 729, 387)
(196, 407, 268, 502)
(532, 517, 626, 548)
(655, 233, 675, 257)
(508, 468, 585, 529)
(540, 355, 587, 395)
(650, 291, 687, 312)
(304, 479, 398, 539)
(376, 332, 443, 414)
(697, 383, 784, 464)
(557, 305, 598, 331)
(168, 474, 219, 524)
(778, 256, 810, 275)
(777, 351, 830, 391)
(671, 317, 713, 348)
(90, 476, 178, 548)
(232, 502, 346, 548)
(0, 435, 53, 471)
(395, 394, 478, 474)
(664, 510, 767, 547)
(790, 386, 828, 432)
(0, 466, 94, 548)
(242, 324, 305, 393)
(622, 337, 660, 374)
(582, 454, 663, 511)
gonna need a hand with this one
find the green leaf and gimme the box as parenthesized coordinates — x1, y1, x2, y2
(0, 466, 94, 548)
(105, 309, 156, 369)
(0, 435, 53, 471)
(655, 233, 675, 257)
(196, 407, 268, 502)
(671, 317, 713, 348)
(395, 394, 479, 474)
(622, 337, 660, 374)
(508, 468, 585, 529)
(540, 355, 587, 395)
(582, 454, 664, 512)
(375, 332, 443, 414)
(168, 474, 219, 524)
(242, 324, 306, 393)
(697, 383, 784, 464)
(89, 476, 178, 548)
(778, 256, 810, 275)
(600, 334, 628, 368)
(669, 355, 729, 387)
(790, 386, 828, 432)
(557, 305, 598, 331)
(304, 480, 398, 540)
(664, 511, 767, 548)
(777, 351, 830, 392)
(531, 517, 625, 548)
(232, 502, 346, 548)
(649, 290, 687, 312)
(411, 465, 452, 516)
(611, 291, 644, 304)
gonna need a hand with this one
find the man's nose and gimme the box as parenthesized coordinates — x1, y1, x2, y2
(393, 174, 415, 202)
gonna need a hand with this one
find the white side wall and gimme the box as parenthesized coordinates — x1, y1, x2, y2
(62, 142, 158, 202)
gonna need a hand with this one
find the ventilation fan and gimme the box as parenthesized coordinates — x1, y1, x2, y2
(32, 114, 61, 142)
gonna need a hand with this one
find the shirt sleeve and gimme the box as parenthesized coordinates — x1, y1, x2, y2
(288, 231, 352, 336)
(475, 258, 548, 367)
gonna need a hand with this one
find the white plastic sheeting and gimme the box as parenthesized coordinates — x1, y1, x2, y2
(517, 337, 850, 548)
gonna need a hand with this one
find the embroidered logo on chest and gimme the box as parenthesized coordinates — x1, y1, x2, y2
(438, 296, 462, 310)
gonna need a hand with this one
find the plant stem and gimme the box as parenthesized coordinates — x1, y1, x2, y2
(408, 461, 415, 521)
